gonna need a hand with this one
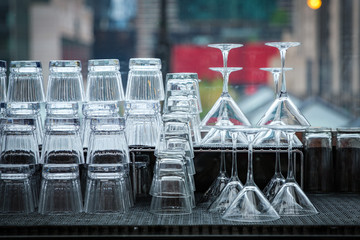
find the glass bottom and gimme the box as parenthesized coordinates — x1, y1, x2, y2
(271, 181, 318, 216)
(222, 185, 280, 222)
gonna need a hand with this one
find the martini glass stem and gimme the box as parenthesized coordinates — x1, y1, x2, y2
(220, 151, 227, 175)
(222, 69, 230, 94)
(273, 72, 280, 99)
(280, 49, 287, 95)
(274, 130, 282, 175)
(230, 133, 238, 181)
(246, 139, 255, 185)
(286, 132, 295, 182)
(222, 50, 229, 69)
(220, 130, 227, 176)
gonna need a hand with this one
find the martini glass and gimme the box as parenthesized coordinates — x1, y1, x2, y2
(208, 129, 244, 213)
(257, 43, 309, 128)
(258, 42, 317, 216)
(270, 129, 318, 216)
(258, 68, 289, 200)
(222, 128, 280, 222)
(201, 44, 251, 131)
(199, 129, 229, 204)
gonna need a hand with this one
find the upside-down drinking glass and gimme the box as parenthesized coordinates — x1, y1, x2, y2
(7, 61, 45, 145)
(46, 60, 84, 117)
(82, 59, 124, 148)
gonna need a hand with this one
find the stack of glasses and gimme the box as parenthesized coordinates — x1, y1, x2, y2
(82, 59, 124, 148)
(0, 60, 43, 213)
(147, 72, 202, 215)
(150, 118, 196, 215)
(84, 117, 132, 213)
(39, 60, 85, 214)
(0, 118, 40, 213)
(124, 58, 164, 147)
(163, 73, 202, 145)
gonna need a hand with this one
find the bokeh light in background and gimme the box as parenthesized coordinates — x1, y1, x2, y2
(307, 0, 322, 10)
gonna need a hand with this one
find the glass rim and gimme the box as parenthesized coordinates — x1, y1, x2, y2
(166, 72, 198, 80)
(45, 117, 81, 127)
(10, 60, 42, 69)
(88, 59, 120, 72)
(90, 117, 125, 130)
(49, 60, 81, 68)
(129, 58, 161, 69)
(336, 127, 360, 133)
(3, 118, 36, 131)
(306, 127, 332, 133)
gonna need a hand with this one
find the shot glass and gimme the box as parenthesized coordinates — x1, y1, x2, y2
(164, 73, 202, 113)
(150, 154, 193, 215)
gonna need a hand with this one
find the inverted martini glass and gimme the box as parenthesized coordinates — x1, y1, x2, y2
(270, 128, 318, 216)
(208, 129, 244, 213)
(257, 68, 289, 200)
(200, 43, 251, 133)
(258, 42, 317, 216)
(198, 129, 229, 204)
(257, 42, 309, 128)
(222, 128, 280, 222)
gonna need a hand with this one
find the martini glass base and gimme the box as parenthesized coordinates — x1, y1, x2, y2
(199, 173, 229, 205)
(263, 174, 285, 202)
(208, 180, 243, 214)
(271, 181, 318, 216)
(222, 185, 280, 222)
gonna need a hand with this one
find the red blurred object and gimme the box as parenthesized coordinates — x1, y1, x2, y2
(171, 43, 278, 84)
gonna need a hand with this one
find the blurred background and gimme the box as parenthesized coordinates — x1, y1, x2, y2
(0, 0, 359, 127)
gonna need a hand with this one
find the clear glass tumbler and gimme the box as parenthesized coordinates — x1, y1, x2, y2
(125, 58, 164, 101)
(46, 60, 84, 117)
(6, 61, 45, 145)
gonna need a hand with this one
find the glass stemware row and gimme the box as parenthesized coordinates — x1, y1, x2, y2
(201, 42, 318, 221)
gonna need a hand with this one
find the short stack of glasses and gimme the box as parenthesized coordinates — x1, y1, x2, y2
(0, 41, 319, 222)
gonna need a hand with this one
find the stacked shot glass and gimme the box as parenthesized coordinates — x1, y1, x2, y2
(163, 73, 202, 145)
(148, 73, 202, 215)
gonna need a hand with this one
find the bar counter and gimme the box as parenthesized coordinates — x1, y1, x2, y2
(1, 193, 359, 238)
